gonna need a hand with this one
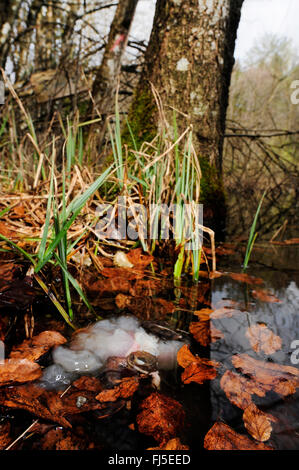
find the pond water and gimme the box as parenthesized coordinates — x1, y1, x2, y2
(0, 244, 298, 450)
(206, 245, 299, 450)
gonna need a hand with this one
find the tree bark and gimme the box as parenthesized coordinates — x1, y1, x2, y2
(129, 0, 244, 231)
(0, 0, 20, 68)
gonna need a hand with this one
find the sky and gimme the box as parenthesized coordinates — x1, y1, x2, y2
(131, 0, 299, 62)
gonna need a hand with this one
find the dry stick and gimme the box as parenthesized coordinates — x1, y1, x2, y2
(5, 419, 39, 450)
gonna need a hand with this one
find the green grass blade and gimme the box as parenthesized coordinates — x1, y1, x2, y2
(0, 233, 36, 265)
(243, 190, 266, 271)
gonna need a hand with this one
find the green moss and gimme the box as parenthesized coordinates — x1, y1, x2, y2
(121, 88, 157, 151)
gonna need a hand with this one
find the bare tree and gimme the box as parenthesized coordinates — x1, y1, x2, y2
(91, 0, 139, 118)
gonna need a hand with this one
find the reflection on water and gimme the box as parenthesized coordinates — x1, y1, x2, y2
(208, 245, 299, 450)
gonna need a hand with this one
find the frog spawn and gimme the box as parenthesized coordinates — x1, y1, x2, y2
(39, 316, 186, 390)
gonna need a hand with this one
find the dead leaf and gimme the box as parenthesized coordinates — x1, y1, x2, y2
(251, 289, 281, 303)
(189, 321, 223, 347)
(243, 404, 272, 442)
(177, 344, 220, 384)
(220, 370, 266, 410)
(271, 238, 299, 245)
(0, 383, 107, 428)
(229, 272, 264, 285)
(126, 248, 154, 268)
(193, 308, 213, 321)
(115, 294, 175, 318)
(177, 344, 198, 369)
(232, 353, 299, 397)
(96, 376, 139, 402)
(72, 376, 102, 393)
(12, 204, 25, 218)
(0, 221, 17, 238)
(179, 283, 211, 307)
(148, 437, 189, 450)
(137, 392, 185, 444)
(204, 422, 273, 450)
(9, 331, 67, 362)
(0, 421, 11, 450)
(0, 262, 22, 290)
(210, 307, 242, 320)
(0, 277, 38, 310)
(101, 267, 144, 280)
(129, 279, 164, 297)
(85, 277, 131, 295)
(39, 428, 95, 450)
(246, 324, 282, 355)
(209, 271, 224, 279)
(0, 359, 41, 386)
(215, 245, 236, 256)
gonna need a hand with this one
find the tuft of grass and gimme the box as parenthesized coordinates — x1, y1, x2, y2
(243, 190, 266, 271)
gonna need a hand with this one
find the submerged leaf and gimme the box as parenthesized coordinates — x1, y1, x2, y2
(137, 392, 185, 444)
(229, 272, 264, 285)
(243, 404, 272, 442)
(204, 422, 273, 450)
(115, 294, 175, 318)
(245, 324, 282, 355)
(220, 370, 266, 410)
(232, 353, 299, 397)
(251, 289, 281, 303)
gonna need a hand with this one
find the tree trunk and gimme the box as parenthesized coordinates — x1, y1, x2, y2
(91, 0, 138, 117)
(129, 0, 244, 232)
(0, 0, 20, 68)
